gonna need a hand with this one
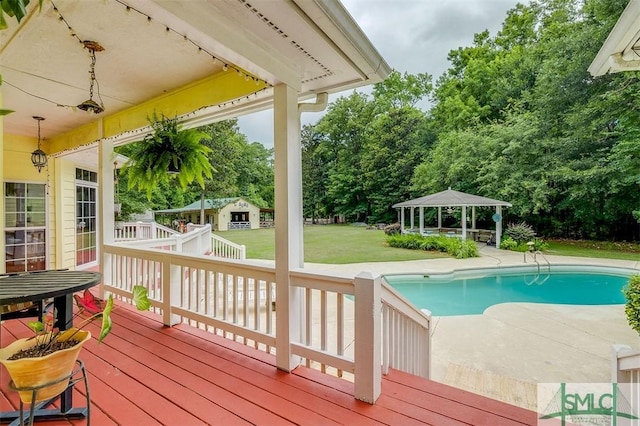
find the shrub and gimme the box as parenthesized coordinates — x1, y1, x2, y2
(385, 234, 479, 259)
(623, 275, 640, 335)
(505, 222, 536, 244)
(500, 236, 518, 251)
(384, 223, 401, 236)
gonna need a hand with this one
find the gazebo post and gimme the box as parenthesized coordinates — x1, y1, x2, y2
(400, 208, 405, 233)
(410, 207, 415, 231)
(461, 205, 467, 240)
(437, 207, 442, 229)
(419, 207, 424, 235)
(496, 206, 503, 249)
(472, 207, 476, 230)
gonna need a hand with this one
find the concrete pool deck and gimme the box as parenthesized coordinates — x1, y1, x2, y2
(300, 246, 640, 410)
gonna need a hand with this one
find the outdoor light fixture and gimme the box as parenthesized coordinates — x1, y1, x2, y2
(77, 40, 105, 114)
(31, 116, 47, 173)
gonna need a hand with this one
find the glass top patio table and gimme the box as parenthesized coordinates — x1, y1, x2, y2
(0, 270, 102, 306)
(0, 269, 102, 425)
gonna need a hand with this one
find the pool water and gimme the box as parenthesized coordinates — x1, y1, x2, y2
(383, 271, 632, 316)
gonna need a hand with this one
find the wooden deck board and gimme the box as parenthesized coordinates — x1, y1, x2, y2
(1, 302, 538, 425)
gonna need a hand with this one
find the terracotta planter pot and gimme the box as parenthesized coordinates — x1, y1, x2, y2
(0, 328, 91, 403)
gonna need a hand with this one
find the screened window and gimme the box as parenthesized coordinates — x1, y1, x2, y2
(5, 182, 47, 273)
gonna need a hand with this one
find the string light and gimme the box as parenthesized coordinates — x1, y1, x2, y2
(10, 1, 274, 118)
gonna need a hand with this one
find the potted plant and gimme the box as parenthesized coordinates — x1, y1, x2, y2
(0, 287, 150, 403)
(123, 113, 214, 199)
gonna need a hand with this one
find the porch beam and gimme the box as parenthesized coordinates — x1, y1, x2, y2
(47, 71, 265, 154)
(274, 83, 303, 372)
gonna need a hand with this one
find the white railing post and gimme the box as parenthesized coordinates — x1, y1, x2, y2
(240, 245, 246, 260)
(354, 271, 381, 404)
(420, 308, 432, 378)
(161, 259, 181, 326)
(174, 235, 183, 253)
(612, 344, 633, 383)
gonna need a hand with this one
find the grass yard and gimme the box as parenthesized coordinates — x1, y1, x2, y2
(218, 226, 640, 264)
(217, 225, 448, 264)
(545, 239, 640, 261)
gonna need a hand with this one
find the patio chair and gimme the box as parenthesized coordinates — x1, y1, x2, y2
(0, 300, 43, 321)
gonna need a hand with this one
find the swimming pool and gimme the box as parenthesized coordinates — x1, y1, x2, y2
(383, 266, 637, 316)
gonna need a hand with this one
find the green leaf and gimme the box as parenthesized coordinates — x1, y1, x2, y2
(98, 294, 114, 343)
(28, 320, 44, 333)
(132, 285, 151, 311)
(0, 109, 14, 116)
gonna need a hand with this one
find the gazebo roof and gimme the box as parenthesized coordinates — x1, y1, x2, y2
(392, 189, 512, 208)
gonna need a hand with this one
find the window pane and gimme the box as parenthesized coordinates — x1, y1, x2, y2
(5, 183, 46, 272)
(27, 184, 45, 198)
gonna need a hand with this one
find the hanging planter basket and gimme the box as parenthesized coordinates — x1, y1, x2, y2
(122, 113, 214, 199)
(0, 328, 91, 403)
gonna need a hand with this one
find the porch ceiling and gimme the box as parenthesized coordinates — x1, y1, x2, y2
(1, 0, 390, 141)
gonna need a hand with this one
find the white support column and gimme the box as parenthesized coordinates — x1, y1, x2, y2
(419, 207, 424, 235)
(472, 206, 476, 230)
(461, 205, 467, 240)
(400, 208, 405, 233)
(410, 207, 415, 230)
(274, 83, 303, 372)
(98, 134, 114, 293)
(437, 207, 442, 229)
(354, 271, 381, 404)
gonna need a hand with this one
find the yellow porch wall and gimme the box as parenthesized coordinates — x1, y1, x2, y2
(0, 93, 3, 272)
(48, 71, 266, 154)
(3, 133, 56, 270)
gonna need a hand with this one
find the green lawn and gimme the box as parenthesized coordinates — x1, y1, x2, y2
(217, 225, 448, 264)
(217, 226, 640, 264)
(545, 239, 640, 261)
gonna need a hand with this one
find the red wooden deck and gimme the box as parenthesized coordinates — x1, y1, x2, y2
(1, 304, 538, 425)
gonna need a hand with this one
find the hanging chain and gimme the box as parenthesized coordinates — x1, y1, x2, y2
(88, 48, 96, 100)
(37, 119, 41, 149)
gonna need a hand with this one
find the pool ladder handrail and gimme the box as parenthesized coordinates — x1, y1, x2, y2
(523, 250, 551, 285)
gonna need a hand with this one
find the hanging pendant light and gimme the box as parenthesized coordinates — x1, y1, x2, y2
(77, 40, 105, 114)
(31, 116, 47, 173)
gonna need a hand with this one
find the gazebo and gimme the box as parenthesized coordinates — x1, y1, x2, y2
(392, 188, 512, 248)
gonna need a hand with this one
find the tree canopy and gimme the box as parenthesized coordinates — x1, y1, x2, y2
(301, 0, 640, 241)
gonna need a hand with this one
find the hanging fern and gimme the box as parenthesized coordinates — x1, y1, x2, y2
(124, 113, 214, 199)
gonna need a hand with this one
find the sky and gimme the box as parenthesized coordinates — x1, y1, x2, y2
(237, 0, 522, 149)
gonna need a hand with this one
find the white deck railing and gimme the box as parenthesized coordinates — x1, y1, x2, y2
(210, 233, 246, 260)
(102, 244, 431, 403)
(381, 283, 431, 378)
(114, 222, 177, 241)
(115, 222, 245, 260)
(613, 344, 640, 384)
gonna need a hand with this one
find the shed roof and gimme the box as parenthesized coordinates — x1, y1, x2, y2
(154, 197, 250, 214)
(392, 189, 512, 208)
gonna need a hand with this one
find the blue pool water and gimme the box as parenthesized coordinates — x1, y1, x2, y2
(383, 269, 633, 316)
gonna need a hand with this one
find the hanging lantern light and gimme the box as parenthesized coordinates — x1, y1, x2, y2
(77, 40, 105, 114)
(31, 116, 47, 173)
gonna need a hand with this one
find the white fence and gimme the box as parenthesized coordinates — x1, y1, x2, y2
(102, 243, 431, 403)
